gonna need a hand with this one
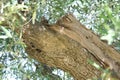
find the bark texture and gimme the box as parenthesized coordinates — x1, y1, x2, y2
(23, 14, 120, 80)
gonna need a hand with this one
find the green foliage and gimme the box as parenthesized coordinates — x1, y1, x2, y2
(0, 0, 120, 80)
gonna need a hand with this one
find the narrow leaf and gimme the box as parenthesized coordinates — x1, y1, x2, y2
(1, 26, 12, 38)
(32, 11, 36, 24)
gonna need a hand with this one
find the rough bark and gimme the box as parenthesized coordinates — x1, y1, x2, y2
(23, 14, 120, 80)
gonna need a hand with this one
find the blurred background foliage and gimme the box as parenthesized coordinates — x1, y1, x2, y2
(0, 0, 120, 80)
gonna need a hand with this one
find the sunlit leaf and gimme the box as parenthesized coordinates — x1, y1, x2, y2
(88, 59, 101, 70)
(17, 12, 26, 21)
(32, 11, 36, 24)
(0, 35, 9, 39)
(41, 0, 46, 5)
(1, 26, 12, 38)
(101, 29, 115, 45)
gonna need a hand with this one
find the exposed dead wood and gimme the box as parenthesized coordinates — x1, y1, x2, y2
(23, 14, 120, 80)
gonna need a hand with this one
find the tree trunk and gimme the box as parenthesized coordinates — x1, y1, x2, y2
(23, 14, 120, 80)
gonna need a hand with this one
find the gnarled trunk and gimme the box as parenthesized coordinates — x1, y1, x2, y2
(23, 14, 120, 80)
